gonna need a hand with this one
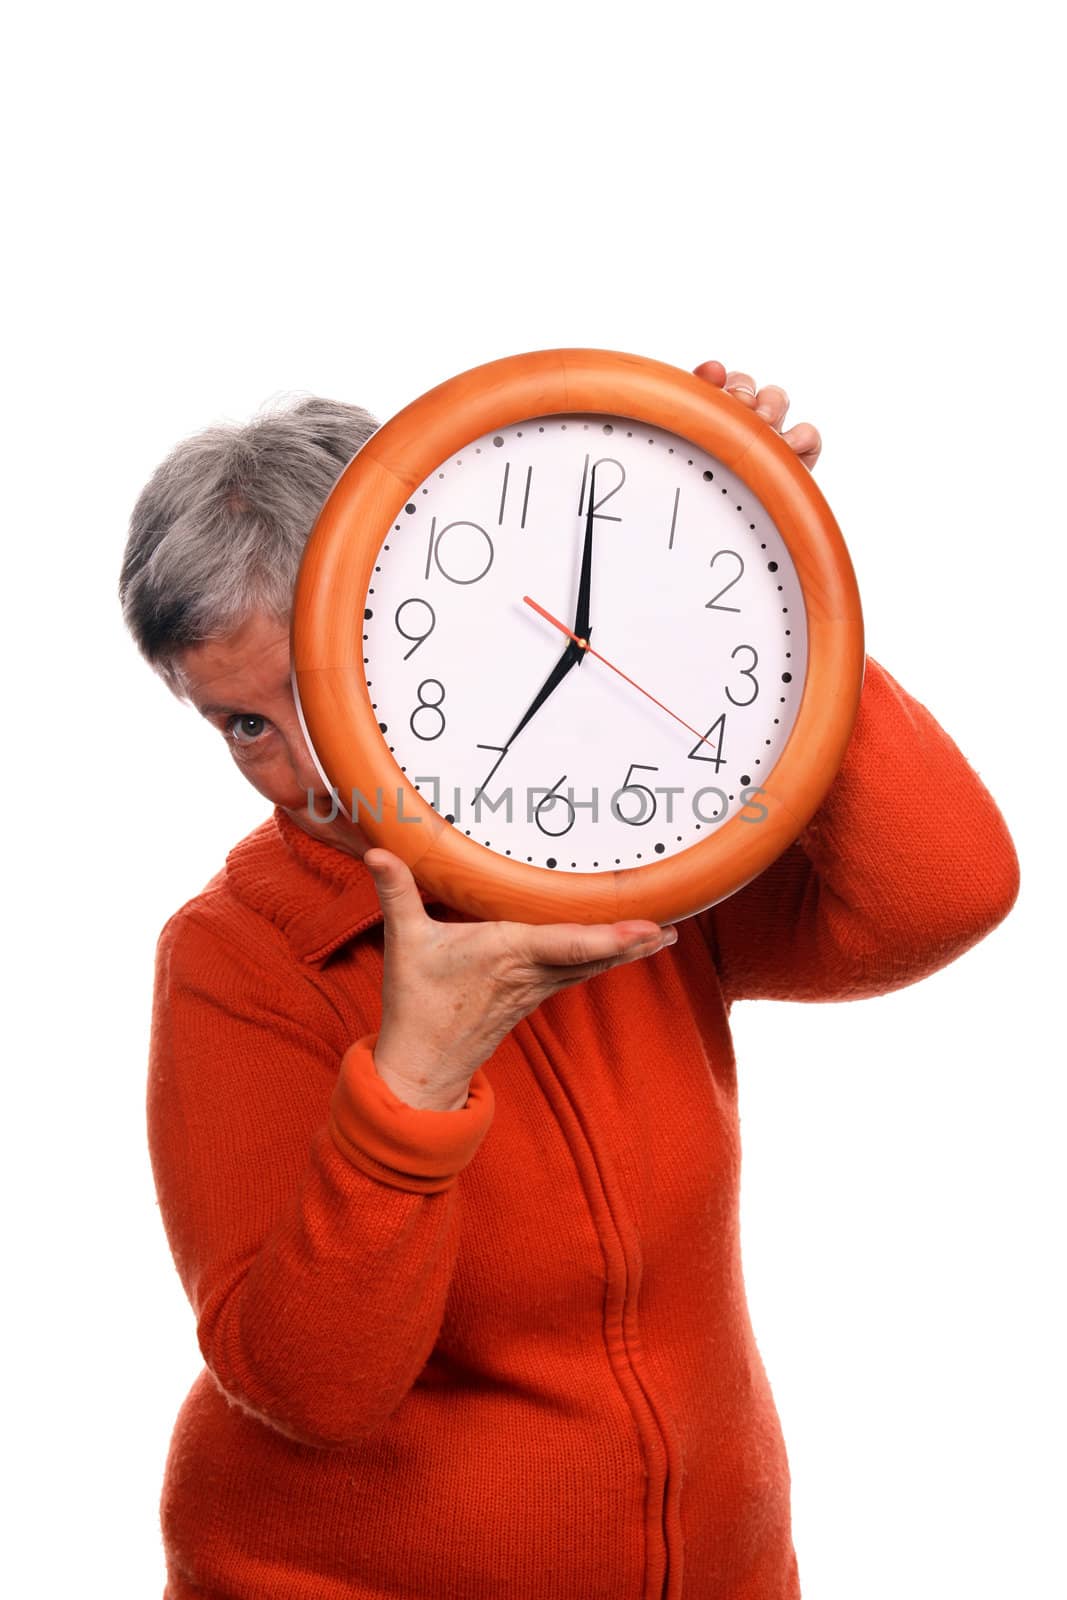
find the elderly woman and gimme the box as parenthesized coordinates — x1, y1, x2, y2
(121, 361, 1019, 1600)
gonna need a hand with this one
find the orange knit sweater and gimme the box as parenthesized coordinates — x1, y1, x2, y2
(147, 654, 1019, 1600)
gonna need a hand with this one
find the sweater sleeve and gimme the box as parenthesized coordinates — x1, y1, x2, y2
(147, 907, 494, 1450)
(698, 653, 1020, 1005)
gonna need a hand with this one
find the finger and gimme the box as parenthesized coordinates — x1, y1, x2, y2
(753, 384, 789, 429)
(781, 422, 822, 470)
(724, 370, 758, 408)
(363, 849, 430, 935)
(523, 919, 668, 970)
(692, 359, 727, 387)
(547, 926, 680, 987)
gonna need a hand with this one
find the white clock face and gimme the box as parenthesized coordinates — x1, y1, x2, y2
(360, 412, 808, 873)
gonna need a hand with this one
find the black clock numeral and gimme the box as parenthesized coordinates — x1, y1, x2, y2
(614, 762, 659, 826)
(473, 742, 509, 804)
(687, 713, 727, 771)
(424, 516, 495, 585)
(498, 462, 533, 528)
(577, 455, 625, 521)
(706, 550, 744, 612)
(668, 486, 681, 550)
(725, 645, 759, 707)
(533, 775, 576, 838)
(410, 678, 446, 740)
(394, 597, 436, 660)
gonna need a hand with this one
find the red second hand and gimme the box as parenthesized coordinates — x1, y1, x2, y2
(522, 595, 715, 750)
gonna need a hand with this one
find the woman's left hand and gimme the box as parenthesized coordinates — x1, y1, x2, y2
(692, 360, 822, 472)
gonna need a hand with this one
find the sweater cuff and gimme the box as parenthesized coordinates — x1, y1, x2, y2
(328, 1033, 495, 1193)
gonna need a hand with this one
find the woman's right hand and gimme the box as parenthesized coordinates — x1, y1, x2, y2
(363, 848, 678, 1111)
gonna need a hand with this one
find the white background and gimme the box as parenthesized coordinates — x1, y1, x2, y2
(4, 3, 1062, 1596)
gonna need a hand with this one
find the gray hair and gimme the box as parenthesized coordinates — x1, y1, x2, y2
(119, 392, 379, 694)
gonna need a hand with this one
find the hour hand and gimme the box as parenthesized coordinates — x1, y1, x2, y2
(474, 637, 581, 803)
(505, 639, 582, 748)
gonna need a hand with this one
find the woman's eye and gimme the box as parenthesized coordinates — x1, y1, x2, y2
(227, 714, 270, 747)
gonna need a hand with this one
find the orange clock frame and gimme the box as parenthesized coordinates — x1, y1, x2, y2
(291, 348, 865, 926)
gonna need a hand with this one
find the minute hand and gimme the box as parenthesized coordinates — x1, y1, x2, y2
(572, 462, 597, 655)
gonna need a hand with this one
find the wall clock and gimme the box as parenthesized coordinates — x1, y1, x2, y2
(291, 348, 864, 926)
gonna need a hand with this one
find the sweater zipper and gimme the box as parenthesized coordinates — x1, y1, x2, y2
(528, 1031, 682, 1599)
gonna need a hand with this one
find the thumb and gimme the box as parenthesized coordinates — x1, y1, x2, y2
(362, 849, 428, 935)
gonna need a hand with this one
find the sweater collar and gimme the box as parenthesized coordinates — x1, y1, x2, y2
(223, 806, 445, 967)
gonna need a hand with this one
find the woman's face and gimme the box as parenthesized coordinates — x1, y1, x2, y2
(172, 609, 371, 857)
